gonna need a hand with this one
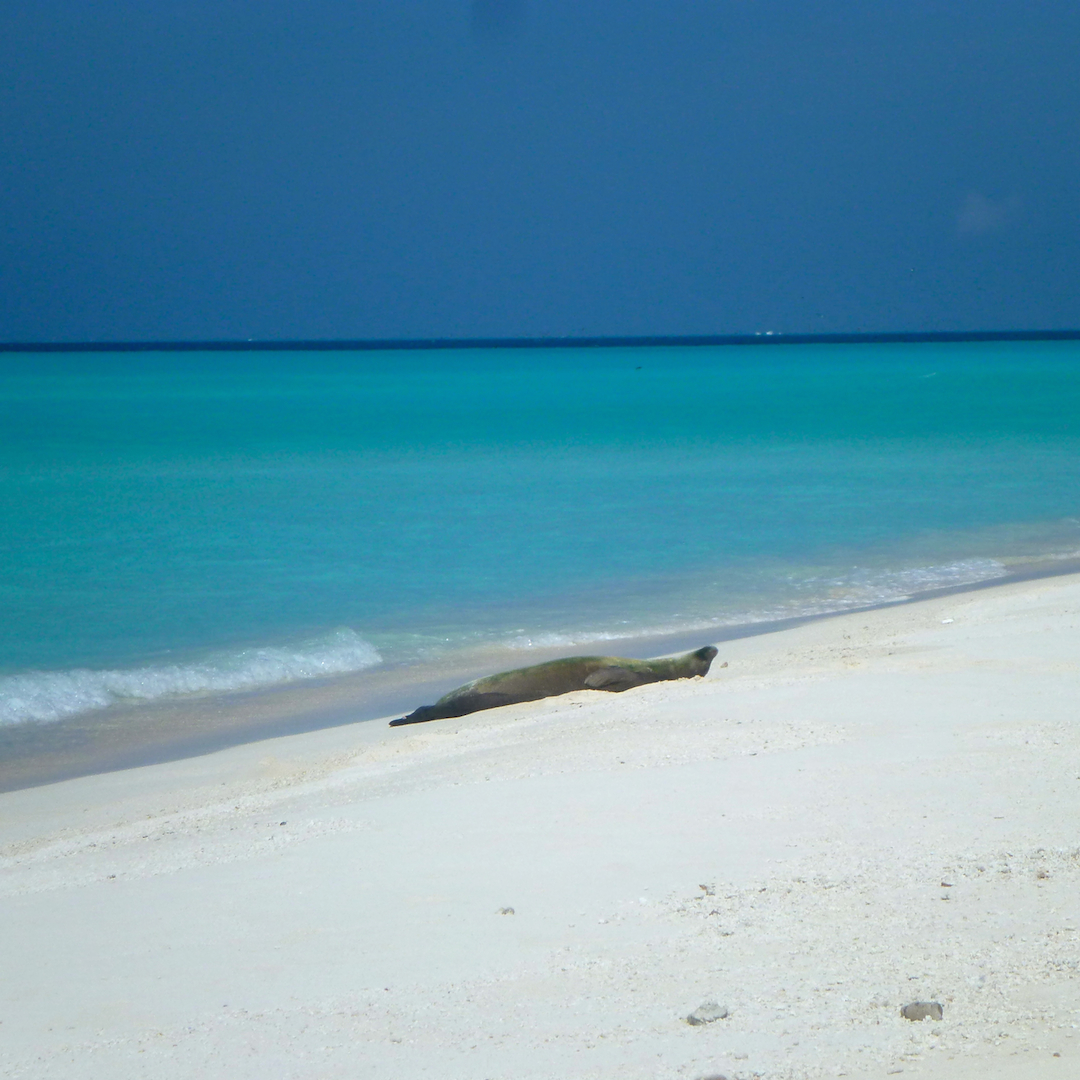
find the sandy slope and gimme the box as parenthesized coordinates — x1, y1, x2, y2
(2, 575, 1080, 1080)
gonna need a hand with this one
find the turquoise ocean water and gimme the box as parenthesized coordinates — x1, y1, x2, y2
(3, 341, 1080, 741)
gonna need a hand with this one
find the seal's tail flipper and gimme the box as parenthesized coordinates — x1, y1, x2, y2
(389, 691, 518, 727)
(389, 705, 439, 726)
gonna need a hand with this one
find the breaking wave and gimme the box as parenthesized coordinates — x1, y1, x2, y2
(0, 628, 382, 727)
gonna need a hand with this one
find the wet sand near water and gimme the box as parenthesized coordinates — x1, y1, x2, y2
(4, 555, 1080, 795)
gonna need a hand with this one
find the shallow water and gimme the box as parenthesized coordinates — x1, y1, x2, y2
(3, 340, 1080, 737)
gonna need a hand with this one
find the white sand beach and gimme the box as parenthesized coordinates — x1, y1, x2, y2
(2, 574, 1079, 1080)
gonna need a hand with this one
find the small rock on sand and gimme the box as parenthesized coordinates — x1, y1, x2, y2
(497, 907, 515, 915)
(901, 1001, 944, 1021)
(686, 1002, 730, 1025)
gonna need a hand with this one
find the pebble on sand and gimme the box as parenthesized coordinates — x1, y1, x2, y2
(901, 1001, 944, 1021)
(686, 1002, 730, 1025)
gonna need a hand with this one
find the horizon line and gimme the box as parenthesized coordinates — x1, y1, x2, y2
(2, 329, 1080, 353)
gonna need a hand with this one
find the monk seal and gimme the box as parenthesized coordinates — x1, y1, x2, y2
(390, 645, 718, 726)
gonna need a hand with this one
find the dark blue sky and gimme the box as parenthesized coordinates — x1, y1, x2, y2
(2, 1, 1078, 341)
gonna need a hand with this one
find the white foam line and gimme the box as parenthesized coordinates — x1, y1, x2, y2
(504, 558, 1010, 651)
(0, 628, 382, 727)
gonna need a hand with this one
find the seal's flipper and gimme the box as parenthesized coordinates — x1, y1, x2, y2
(389, 691, 517, 726)
(583, 666, 646, 692)
(389, 706, 438, 726)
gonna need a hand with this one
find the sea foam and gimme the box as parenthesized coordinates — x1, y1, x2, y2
(0, 628, 381, 727)
(504, 558, 1009, 650)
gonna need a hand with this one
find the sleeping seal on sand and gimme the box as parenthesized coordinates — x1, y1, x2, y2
(390, 645, 718, 726)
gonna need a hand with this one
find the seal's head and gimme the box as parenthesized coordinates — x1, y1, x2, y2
(691, 645, 718, 673)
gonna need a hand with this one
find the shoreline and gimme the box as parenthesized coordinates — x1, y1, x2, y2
(2, 567, 1079, 1078)
(3, 555, 1080, 794)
